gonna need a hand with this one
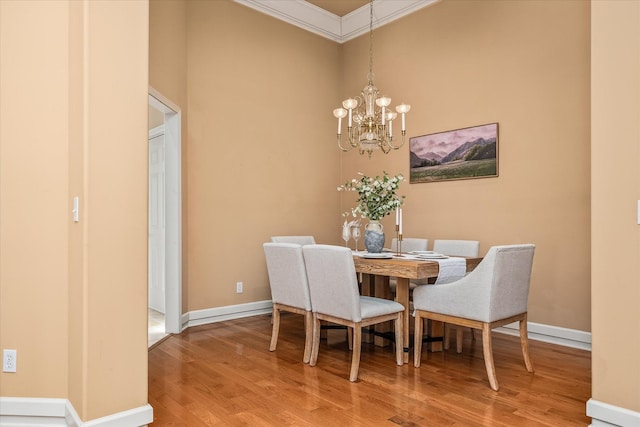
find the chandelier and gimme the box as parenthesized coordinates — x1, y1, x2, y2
(333, 0, 411, 158)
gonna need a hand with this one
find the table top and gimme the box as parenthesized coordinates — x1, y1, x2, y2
(353, 254, 482, 280)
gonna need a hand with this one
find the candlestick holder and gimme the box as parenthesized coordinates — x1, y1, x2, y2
(395, 226, 404, 256)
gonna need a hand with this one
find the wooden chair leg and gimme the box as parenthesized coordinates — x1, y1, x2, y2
(395, 313, 403, 366)
(347, 327, 353, 351)
(269, 305, 280, 352)
(310, 314, 321, 367)
(414, 312, 424, 367)
(349, 324, 362, 382)
(456, 327, 463, 353)
(444, 323, 450, 350)
(519, 316, 534, 373)
(302, 311, 313, 364)
(481, 323, 499, 391)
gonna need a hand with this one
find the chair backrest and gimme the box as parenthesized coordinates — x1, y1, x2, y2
(489, 244, 535, 319)
(468, 244, 535, 321)
(391, 237, 429, 253)
(271, 235, 316, 245)
(433, 239, 480, 257)
(302, 244, 362, 322)
(263, 243, 312, 311)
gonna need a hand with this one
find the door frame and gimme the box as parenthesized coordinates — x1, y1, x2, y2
(148, 87, 182, 334)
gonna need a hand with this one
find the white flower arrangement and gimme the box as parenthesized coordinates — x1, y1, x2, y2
(337, 172, 405, 221)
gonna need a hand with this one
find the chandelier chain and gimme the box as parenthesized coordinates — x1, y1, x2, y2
(369, 0, 374, 81)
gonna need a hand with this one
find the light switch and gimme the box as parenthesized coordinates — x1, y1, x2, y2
(73, 197, 79, 222)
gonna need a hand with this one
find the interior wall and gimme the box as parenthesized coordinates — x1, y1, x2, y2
(185, 0, 342, 310)
(1, 0, 150, 421)
(338, 0, 591, 332)
(591, 0, 640, 413)
(0, 0, 70, 398)
(79, 1, 150, 419)
(149, 0, 190, 312)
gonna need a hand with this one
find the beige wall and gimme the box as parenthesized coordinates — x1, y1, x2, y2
(1, 0, 149, 421)
(149, 0, 190, 311)
(339, 0, 591, 332)
(184, 0, 341, 309)
(0, 0, 70, 398)
(591, 0, 640, 413)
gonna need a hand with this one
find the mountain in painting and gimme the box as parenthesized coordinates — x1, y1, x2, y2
(441, 137, 496, 163)
(411, 137, 496, 169)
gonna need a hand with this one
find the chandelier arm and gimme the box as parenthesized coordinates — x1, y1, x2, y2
(337, 135, 353, 152)
(337, 128, 361, 151)
(384, 130, 407, 150)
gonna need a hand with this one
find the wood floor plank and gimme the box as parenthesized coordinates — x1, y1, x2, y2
(149, 313, 591, 426)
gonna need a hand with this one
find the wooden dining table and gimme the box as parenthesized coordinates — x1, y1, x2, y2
(353, 254, 482, 364)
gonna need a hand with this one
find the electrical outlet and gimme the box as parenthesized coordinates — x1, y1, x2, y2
(236, 282, 243, 293)
(3, 349, 16, 373)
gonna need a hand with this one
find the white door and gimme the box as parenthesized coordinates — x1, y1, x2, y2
(148, 131, 166, 313)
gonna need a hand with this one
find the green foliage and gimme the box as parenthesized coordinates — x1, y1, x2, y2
(410, 159, 497, 182)
(338, 172, 405, 220)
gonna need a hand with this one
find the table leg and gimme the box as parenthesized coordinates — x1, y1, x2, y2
(396, 277, 410, 364)
(373, 275, 390, 347)
(360, 273, 374, 344)
(428, 320, 444, 352)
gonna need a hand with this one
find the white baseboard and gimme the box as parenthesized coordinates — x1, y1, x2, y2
(0, 397, 152, 427)
(181, 301, 592, 351)
(587, 399, 640, 427)
(185, 300, 272, 328)
(494, 321, 592, 351)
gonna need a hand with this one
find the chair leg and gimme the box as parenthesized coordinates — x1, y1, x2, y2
(349, 324, 362, 382)
(443, 323, 450, 350)
(302, 311, 313, 364)
(310, 314, 321, 367)
(395, 312, 403, 366)
(519, 316, 534, 373)
(481, 324, 499, 391)
(456, 327, 463, 353)
(269, 305, 280, 352)
(347, 327, 353, 351)
(414, 312, 424, 367)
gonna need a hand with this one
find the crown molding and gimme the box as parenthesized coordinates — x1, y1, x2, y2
(233, 0, 440, 43)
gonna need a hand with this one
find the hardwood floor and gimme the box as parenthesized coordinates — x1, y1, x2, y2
(148, 313, 591, 426)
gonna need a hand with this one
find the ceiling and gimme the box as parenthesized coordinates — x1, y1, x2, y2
(305, 0, 370, 17)
(233, 0, 439, 43)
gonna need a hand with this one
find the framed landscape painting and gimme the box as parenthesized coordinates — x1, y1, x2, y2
(409, 123, 498, 183)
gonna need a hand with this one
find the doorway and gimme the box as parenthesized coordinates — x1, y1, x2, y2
(148, 88, 182, 346)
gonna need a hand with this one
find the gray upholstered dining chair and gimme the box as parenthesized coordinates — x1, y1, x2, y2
(263, 243, 313, 363)
(270, 235, 316, 245)
(390, 237, 429, 254)
(432, 239, 480, 258)
(413, 244, 535, 391)
(302, 244, 404, 382)
(432, 239, 481, 352)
